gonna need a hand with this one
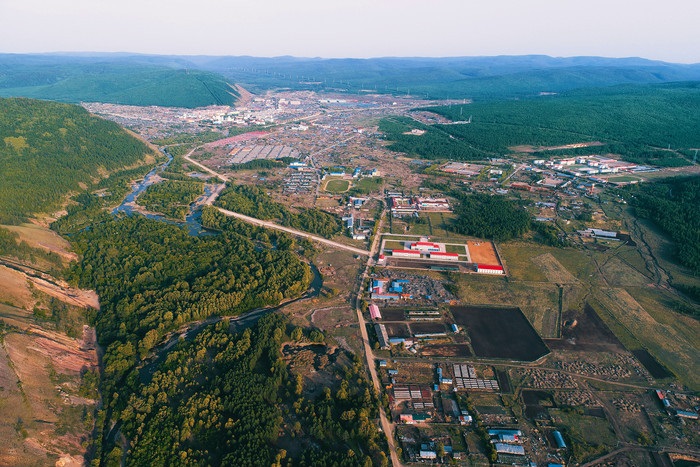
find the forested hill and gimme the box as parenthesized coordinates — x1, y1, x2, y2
(0, 97, 154, 223)
(0, 56, 238, 108)
(379, 82, 700, 166)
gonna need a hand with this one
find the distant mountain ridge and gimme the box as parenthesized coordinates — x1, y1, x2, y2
(0, 54, 239, 108)
(1, 53, 699, 104)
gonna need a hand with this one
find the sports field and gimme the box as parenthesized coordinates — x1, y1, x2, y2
(467, 240, 500, 265)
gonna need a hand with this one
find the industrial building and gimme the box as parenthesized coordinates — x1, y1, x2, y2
(476, 264, 504, 275)
(400, 413, 432, 424)
(409, 241, 441, 252)
(392, 249, 423, 258)
(369, 278, 413, 300)
(369, 304, 382, 320)
(375, 323, 390, 349)
(416, 197, 450, 210)
(553, 430, 567, 449)
(488, 429, 523, 437)
(676, 410, 699, 420)
(493, 443, 525, 456)
(429, 251, 459, 261)
(578, 228, 619, 239)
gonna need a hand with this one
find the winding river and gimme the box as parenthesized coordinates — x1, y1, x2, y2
(111, 149, 215, 236)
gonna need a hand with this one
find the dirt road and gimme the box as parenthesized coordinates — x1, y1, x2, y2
(352, 211, 402, 466)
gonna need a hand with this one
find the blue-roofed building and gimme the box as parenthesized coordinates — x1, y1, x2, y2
(498, 434, 519, 443)
(676, 410, 699, 420)
(493, 443, 525, 455)
(553, 430, 567, 449)
(488, 429, 522, 437)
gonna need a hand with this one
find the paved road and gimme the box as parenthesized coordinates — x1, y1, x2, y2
(217, 208, 370, 256)
(184, 150, 229, 182)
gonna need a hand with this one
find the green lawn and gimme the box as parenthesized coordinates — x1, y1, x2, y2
(445, 244, 467, 255)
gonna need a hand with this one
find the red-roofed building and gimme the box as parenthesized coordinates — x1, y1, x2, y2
(476, 264, 504, 275)
(369, 304, 382, 320)
(410, 242, 441, 252)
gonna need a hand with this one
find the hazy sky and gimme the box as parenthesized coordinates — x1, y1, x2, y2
(1, 0, 699, 63)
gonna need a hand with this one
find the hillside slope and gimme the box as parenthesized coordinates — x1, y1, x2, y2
(0, 97, 155, 223)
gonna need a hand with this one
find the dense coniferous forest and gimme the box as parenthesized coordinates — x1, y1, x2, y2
(380, 83, 700, 166)
(450, 193, 531, 241)
(0, 98, 153, 223)
(68, 215, 314, 462)
(627, 176, 700, 274)
(216, 184, 343, 238)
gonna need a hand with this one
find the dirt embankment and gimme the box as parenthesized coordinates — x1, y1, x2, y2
(0, 223, 100, 465)
(0, 325, 98, 466)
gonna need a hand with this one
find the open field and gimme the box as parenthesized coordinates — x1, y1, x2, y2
(384, 322, 410, 338)
(467, 240, 500, 265)
(425, 212, 459, 238)
(531, 253, 578, 284)
(497, 242, 550, 282)
(451, 305, 549, 361)
(550, 408, 617, 463)
(604, 175, 642, 183)
(593, 287, 700, 389)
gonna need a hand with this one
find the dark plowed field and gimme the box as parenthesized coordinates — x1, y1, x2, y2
(451, 305, 549, 361)
(632, 349, 673, 379)
(380, 308, 406, 321)
(549, 303, 626, 352)
(384, 323, 411, 338)
(420, 344, 473, 357)
(410, 322, 447, 335)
